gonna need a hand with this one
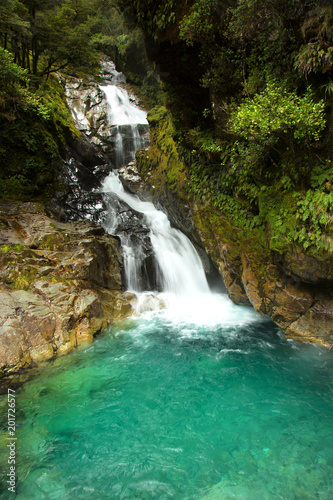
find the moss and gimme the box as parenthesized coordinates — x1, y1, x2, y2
(136, 105, 188, 197)
(0, 244, 26, 254)
(0, 75, 79, 203)
(191, 199, 270, 280)
(39, 234, 56, 251)
(8, 267, 38, 291)
(137, 103, 272, 282)
(147, 105, 168, 128)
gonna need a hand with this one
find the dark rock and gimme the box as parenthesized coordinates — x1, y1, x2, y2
(274, 250, 333, 285)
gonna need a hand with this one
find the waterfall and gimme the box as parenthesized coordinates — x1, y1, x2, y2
(100, 84, 149, 168)
(102, 173, 210, 297)
(97, 64, 211, 297)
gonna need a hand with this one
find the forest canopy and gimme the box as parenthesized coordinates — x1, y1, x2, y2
(1, 0, 332, 253)
(0, 0, 152, 199)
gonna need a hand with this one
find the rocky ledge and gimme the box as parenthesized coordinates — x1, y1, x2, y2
(0, 201, 137, 380)
(134, 144, 333, 347)
(191, 203, 333, 347)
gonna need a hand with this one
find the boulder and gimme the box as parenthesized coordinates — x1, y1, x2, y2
(0, 202, 137, 378)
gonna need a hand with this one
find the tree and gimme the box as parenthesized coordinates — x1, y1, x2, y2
(0, 47, 48, 118)
(228, 81, 326, 144)
(0, 0, 29, 54)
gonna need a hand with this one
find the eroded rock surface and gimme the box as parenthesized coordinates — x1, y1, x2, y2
(190, 203, 333, 346)
(62, 62, 149, 165)
(0, 201, 137, 378)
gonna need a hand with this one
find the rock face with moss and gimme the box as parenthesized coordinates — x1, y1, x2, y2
(0, 201, 137, 378)
(191, 204, 333, 346)
(135, 106, 333, 347)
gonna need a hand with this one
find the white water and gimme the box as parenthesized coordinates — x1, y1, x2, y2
(100, 85, 148, 126)
(102, 173, 210, 297)
(100, 84, 148, 167)
(101, 173, 262, 326)
(99, 62, 261, 326)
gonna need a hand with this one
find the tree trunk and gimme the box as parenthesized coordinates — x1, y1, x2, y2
(26, 47, 31, 72)
(22, 44, 26, 68)
(32, 38, 38, 75)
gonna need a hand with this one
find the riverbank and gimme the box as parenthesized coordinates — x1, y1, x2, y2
(0, 201, 137, 384)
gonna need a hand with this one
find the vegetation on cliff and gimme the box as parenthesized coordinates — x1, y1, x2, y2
(1, 0, 332, 257)
(123, 0, 333, 257)
(0, 0, 156, 201)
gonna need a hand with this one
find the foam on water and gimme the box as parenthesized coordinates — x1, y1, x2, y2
(102, 172, 210, 297)
(3, 64, 332, 500)
(2, 313, 333, 500)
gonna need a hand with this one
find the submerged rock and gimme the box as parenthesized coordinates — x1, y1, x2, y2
(0, 202, 137, 379)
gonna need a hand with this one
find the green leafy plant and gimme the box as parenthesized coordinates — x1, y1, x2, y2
(228, 81, 326, 143)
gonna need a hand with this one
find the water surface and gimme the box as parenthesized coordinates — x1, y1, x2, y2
(1, 294, 333, 499)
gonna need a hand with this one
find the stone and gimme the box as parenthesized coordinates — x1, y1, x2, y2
(118, 160, 151, 197)
(0, 202, 137, 377)
(241, 254, 266, 315)
(219, 261, 250, 306)
(274, 250, 333, 284)
(286, 293, 333, 345)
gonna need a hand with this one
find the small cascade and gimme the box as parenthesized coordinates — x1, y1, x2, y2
(100, 84, 149, 168)
(65, 59, 212, 299)
(102, 173, 210, 297)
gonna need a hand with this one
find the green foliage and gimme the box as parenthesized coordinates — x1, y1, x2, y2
(119, 0, 179, 39)
(133, 0, 333, 259)
(295, 43, 333, 78)
(0, 0, 156, 201)
(180, 122, 333, 253)
(0, 48, 49, 118)
(0, 55, 78, 201)
(0, 0, 29, 46)
(136, 105, 187, 194)
(147, 105, 168, 127)
(179, 0, 221, 46)
(310, 160, 333, 190)
(295, 190, 333, 251)
(229, 81, 326, 143)
(0, 244, 25, 253)
(262, 187, 333, 254)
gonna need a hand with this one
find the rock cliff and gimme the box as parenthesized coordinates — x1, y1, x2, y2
(135, 115, 333, 348)
(191, 204, 333, 346)
(0, 201, 137, 381)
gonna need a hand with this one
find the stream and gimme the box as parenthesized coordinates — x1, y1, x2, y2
(1, 64, 333, 500)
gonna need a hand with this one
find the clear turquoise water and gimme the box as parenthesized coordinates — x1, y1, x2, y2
(1, 295, 333, 499)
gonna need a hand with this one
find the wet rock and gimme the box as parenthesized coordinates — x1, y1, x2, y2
(241, 254, 314, 330)
(0, 202, 137, 376)
(220, 260, 250, 306)
(102, 192, 158, 291)
(63, 70, 149, 166)
(274, 250, 333, 284)
(118, 160, 152, 198)
(156, 195, 333, 346)
(286, 291, 333, 345)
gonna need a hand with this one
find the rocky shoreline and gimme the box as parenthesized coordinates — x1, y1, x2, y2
(135, 140, 333, 347)
(192, 205, 333, 347)
(0, 201, 137, 383)
(2, 61, 332, 386)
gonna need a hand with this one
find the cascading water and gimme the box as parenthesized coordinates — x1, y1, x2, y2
(100, 84, 149, 168)
(102, 172, 210, 297)
(5, 62, 333, 500)
(99, 66, 211, 300)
